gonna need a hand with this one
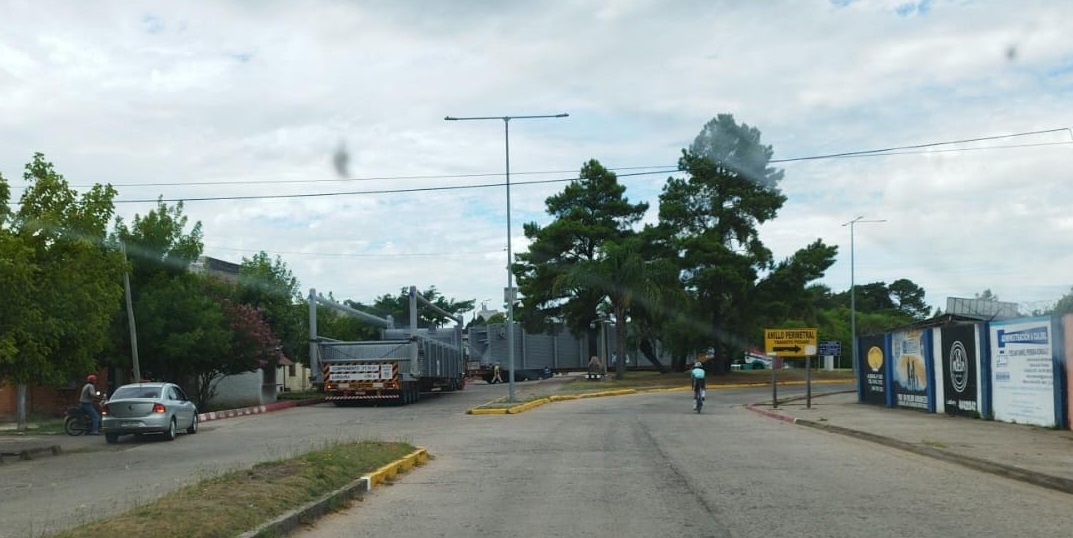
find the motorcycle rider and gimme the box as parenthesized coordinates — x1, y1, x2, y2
(80, 374, 101, 435)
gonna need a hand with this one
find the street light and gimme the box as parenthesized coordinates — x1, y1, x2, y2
(841, 216, 886, 375)
(445, 113, 569, 402)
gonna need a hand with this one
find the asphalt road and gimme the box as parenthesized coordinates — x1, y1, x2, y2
(297, 388, 1072, 538)
(2, 381, 1069, 537)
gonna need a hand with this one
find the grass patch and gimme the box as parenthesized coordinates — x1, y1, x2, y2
(922, 439, 948, 449)
(0, 417, 67, 436)
(50, 440, 415, 538)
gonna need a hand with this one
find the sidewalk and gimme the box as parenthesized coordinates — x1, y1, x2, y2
(0, 397, 323, 464)
(747, 391, 1073, 495)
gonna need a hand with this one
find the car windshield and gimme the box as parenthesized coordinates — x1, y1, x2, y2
(111, 386, 163, 400)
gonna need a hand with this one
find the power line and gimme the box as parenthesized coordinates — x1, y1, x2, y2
(110, 169, 680, 204)
(770, 127, 1072, 163)
(205, 244, 503, 258)
(18, 165, 677, 189)
(8, 126, 1071, 205)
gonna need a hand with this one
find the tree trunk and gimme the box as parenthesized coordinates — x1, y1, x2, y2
(16, 383, 28, 431)
(638, 339, 668, 373)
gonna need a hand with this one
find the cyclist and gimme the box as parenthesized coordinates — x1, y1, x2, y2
(690, 361, 706, 410)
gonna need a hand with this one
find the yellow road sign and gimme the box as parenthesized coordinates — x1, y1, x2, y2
(764, 328, 818, 357)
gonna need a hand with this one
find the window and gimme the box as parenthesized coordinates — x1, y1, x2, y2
(288, 364, 297, 377)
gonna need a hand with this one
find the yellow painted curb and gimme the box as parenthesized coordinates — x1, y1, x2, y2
(506, 398, 552, 414)
(578, 389, 638, 399)
(467, 407, 508, 415)
(364, 447, 429, 489)
(548, 394, 581, 401)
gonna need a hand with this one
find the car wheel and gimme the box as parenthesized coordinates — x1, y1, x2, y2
(105, 433, 119, 444)
(164, 418, 177, 441)
(187, 413, 198, 435)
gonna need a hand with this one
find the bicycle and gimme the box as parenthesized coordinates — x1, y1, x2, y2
(693, 383, 705, 413)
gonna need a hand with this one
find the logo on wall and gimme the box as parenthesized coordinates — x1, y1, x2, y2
(867, 346, 884, 371)
(949, 341, 968, 394)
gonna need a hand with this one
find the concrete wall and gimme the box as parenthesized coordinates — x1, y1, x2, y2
(209, 369, 278, 409)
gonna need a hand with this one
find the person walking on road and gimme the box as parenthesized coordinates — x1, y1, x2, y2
(80, 374, 101, 435)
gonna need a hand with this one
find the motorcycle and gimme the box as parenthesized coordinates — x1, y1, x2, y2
(64, 392, 106, 436)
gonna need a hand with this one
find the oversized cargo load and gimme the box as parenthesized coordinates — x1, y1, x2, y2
(310, 287, 466, 406)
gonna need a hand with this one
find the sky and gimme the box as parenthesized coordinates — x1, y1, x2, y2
(1, 0, 1071, 317)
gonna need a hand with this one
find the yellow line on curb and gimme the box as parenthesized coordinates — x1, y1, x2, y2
(364, 447, 429, 490)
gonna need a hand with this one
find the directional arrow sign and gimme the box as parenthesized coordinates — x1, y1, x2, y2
(764, 328, 818, 358)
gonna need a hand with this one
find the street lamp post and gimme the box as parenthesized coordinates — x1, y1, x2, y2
(841, 216, 886, 374)
(445, 113, 569, 402)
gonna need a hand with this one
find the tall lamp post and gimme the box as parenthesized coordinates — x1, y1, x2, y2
(841, 216, 886, 374)
(445, 113, 569, 402)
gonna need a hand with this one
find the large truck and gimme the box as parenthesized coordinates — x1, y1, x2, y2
(309, 286, 466, 406)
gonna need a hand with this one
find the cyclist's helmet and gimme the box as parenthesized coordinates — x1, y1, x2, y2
(693, 361, 703, 368)
(86, 374, 98, 383)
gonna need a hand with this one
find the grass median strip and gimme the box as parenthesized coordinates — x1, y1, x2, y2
(50, 440, 416, 538)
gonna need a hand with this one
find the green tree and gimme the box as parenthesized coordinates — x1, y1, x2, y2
(108, 199, 208, 384)
(889, 278, 929, 320)
(1, 154, 124, 429)
(237, 251, 306, 365)
(657, 114, 787, 371)
(514, 159, 649, 336)
(347, 286, 474, 329)
(553, 235, 677, 378)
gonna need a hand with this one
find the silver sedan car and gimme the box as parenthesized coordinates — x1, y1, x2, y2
(101, 382, 199, 444)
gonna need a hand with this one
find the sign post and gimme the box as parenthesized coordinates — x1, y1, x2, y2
(769, 352, 778, 408)
(765, 328, 819, 410)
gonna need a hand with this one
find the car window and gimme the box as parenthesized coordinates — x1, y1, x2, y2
(174, 386, 189, 401)
(168, 386, 183, 401)
(112, 386, 163, 400)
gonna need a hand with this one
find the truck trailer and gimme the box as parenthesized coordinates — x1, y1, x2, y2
(309, 286, 466, 406)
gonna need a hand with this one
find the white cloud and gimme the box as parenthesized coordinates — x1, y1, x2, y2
(1, 0, 1072, 315)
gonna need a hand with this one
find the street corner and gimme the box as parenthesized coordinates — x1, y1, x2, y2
(363, 447, 430, 490)
(745, 404, 799, 425)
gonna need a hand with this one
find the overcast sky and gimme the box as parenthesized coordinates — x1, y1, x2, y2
(2, 0, 1071, 316)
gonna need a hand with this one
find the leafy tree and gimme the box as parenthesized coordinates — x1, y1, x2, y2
(975, 288, 999, 302)
(108, 199, 209, 385)
(348, 286, 474, 329)
(552, 235, 677, 378)
(237, 251, 305, 365)
(889, 278, 929, 319)
(514, 159, 649, 336)
(0, 154, 124, 428)
(656, 114, 787, 370)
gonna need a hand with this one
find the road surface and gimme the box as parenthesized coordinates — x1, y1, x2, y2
(297, 388, 1070, 538)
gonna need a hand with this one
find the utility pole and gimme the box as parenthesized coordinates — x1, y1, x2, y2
(121, 242, 141, 382)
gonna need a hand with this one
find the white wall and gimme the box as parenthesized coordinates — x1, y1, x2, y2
(209, 369, 273, 409)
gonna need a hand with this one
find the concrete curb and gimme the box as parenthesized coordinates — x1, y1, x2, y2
(198, 397, 324, 423)
(745, 402, 1073, 497)
(466, 380, 854, 415)
(239, 447, 429, 538)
